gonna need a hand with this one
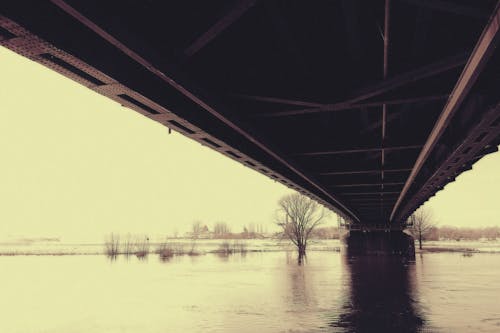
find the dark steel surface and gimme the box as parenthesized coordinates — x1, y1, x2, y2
(1, 0, 499, 225)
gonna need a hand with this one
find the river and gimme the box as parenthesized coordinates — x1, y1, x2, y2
(1, 248, 499, 332)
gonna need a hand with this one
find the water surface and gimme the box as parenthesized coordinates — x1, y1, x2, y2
(1, 251, 499, 332)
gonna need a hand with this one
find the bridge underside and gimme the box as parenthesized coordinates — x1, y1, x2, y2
(1, 1, 499, 225)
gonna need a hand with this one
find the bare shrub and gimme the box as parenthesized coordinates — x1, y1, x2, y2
(156, 240, 174, 260)
(104, 233, 120, 257)
(217, 241, 232, 255)
(216, 240, 248, 255)
(134, 235, 150, 258)
(122, 233, 133, 256)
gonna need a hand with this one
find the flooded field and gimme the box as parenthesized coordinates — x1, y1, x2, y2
(1, 249, 499, 332)
(1, 238, 500, 256)
(0, 239, 341, 256)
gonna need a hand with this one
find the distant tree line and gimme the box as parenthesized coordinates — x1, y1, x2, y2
(213, 222, 231, 236)
(188, 218, 340, 241)
(424, 226, 500, 241)
(190, 221, 268, 239)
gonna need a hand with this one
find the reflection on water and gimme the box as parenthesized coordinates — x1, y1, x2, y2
(333, 256, 424, 332)
(1, 251, 499, 332)
(283, 253, 427, 333)
(286, 252, 314, 309)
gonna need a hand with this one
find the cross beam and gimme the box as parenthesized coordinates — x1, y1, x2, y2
(319, 168, 412, 176)
(295, 144, 422, 157)
(253, 94, 448, 118)
(184, 0, 257, 57)
(349, 52, 467, 104)
(340, 192, 400, 196)
(233, 52, 466, 110)
(349, 198, 397, 202)
(331, 182, 404, 188)
(232, 93, 324, 108)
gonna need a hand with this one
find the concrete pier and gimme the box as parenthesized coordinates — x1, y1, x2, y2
(345, 230, 415, 259)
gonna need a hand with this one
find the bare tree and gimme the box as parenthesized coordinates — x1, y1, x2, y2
(409, 208, 436, 250)
(276, 193, 327, 260)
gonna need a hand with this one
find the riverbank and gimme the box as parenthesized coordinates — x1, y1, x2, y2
(1, 238, 500, 256)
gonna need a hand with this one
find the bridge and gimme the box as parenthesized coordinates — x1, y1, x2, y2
(1, 1, 499, 234)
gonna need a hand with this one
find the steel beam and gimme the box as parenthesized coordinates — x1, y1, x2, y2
(396, 104, 500, 221)
(349, 198, 397, 202)
(253, 94, 448, 118)
(49, 0, 361, 223)
(340, 192, 400, 196)
(295, 144, 421, 157)
(391, 2, 500, 221)
(332, 182, 404, 188)
(380, 0, 391, 213)
(360, 111, 402, 135)
(349, 52, 468, 104)
(235, 53, 465, 117)
(232, 93, 324, 108)
(235, 53, 465, 111)
(319, 168, 412, 176)
(184, 0, 257, 57)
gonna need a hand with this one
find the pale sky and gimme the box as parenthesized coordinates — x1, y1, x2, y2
(0, 46, 498, 241)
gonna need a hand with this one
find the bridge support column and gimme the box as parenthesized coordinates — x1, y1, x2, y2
(344, 230, 415, 259)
